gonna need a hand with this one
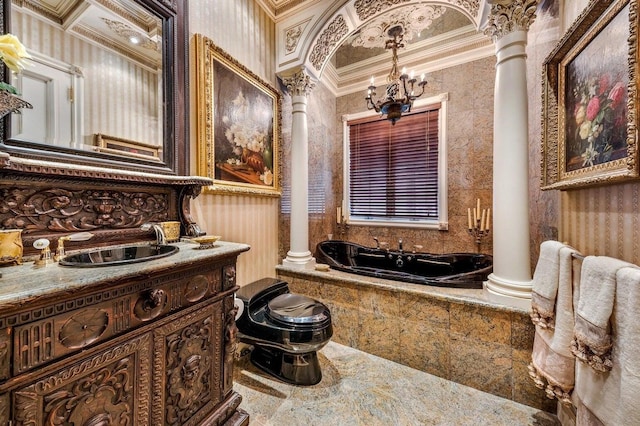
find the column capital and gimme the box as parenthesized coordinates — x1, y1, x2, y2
(281, 69, 316, 97)
(483, 0, 538, 41)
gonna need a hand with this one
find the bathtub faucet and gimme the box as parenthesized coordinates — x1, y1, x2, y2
(373, 237, 380, 248)
(398, 238, 403, 253)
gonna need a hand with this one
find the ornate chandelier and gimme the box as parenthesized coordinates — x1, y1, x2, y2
(365, 25, 427, 125)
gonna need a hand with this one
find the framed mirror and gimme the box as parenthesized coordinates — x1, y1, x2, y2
(0, 0, 188, 176)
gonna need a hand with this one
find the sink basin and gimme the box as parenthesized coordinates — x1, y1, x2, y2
(59, 244, 179, 267)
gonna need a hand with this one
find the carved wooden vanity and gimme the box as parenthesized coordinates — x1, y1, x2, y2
(0, 240, 250, 425)
(0, 0, 252, 423)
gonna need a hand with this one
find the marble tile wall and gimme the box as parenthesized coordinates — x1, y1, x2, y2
(277, 268, 555, 412)
(277, 57, 496, 261)
(333, 57, 496, 256)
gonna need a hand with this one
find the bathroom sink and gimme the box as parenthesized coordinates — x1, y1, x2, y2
(59, 244, 179, 267)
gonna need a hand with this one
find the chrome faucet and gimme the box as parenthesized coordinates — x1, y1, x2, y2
(398, 238, 403, 252)
(373, 237, 380, 248)
(141, 223, 166, 245)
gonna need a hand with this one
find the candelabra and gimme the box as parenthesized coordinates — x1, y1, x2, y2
(336, 205, 349, 239)
(467, 198, 491, 253)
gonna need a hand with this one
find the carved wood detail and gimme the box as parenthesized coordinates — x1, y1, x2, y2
(0, 393, 8, 425)
(224, 296, 239, 396)
(0, 185, 169, 233)
(223, 265, 237, 290)
(13, 334, 151, 426)
(152, 303, 225, 425)
(0, 329, 9, 381)
(166, 318, 213, 424)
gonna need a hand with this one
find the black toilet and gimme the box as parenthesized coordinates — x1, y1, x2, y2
(235, 277, 333, 386)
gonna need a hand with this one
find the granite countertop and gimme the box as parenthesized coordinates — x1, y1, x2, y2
(0, 241, 250, 310)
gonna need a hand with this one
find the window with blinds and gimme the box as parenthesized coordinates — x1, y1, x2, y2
(347, 105, 441, 224)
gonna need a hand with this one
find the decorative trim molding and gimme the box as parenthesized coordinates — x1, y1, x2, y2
(309, 15, 348, 71)
(349, 4, 448, 48)
(285, 23, 305, 54)
(282, 70, 316, 96)
(354, 0, 411, 21)
(484, 0, 539, 40)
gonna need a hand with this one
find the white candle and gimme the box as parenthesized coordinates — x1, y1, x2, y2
(402, 67, 406, 75)
(480, 209, 486, 232)
(410, 70, 415, 79)
(370, 75, 374, 85)
(486, 208, 491, 231)
(477, 198, 480, 215)
(420, 73, 425, 81)
(467, 208, 472, 230)
(473, 208, 477, 226)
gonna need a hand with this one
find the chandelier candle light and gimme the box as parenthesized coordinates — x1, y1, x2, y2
(365, 25, 427, 124)
(467, 198, 490, 253)
(336, 201, 348, 239)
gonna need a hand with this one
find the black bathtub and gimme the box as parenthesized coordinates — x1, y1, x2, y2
(315, 240, 492, 289)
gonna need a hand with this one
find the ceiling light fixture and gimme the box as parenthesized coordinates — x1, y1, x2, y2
(365, 25, 427, 125)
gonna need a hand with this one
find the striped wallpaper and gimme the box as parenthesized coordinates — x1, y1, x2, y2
(189, 0, 280, 285)
(13, 9, 162, 149)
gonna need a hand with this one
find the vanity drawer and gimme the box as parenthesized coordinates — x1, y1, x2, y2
(8, 264, 233, 377)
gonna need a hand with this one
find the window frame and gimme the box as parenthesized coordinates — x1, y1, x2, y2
(342, 92, 449, 230)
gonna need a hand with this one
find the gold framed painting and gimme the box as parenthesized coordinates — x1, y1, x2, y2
(541, 0, 638, 190)
(195, 34, 281, 196)
(94, 134, 162, 162)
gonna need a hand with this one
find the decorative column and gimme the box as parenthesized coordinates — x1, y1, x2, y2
(282, 69, 316, 268)
(483, 0, 538, 309)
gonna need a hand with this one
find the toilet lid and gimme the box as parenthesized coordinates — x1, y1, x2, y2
(266, 294, 328, 324)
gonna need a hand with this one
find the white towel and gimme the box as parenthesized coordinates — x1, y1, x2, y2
(572, 256, 633, 372)
(574, 266, 640, 425)
(531, 240, 567, 329)
(529, 244, 580, 404)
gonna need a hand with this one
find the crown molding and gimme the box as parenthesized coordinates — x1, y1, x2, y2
(332, 27, 494, 97)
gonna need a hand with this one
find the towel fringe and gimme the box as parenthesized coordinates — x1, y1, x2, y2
(530, 307, 556, 330)
(571, 337, 613, 372)
(528, 363, 573, 405)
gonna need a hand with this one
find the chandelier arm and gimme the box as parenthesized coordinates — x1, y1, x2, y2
(363, 25, 428, 123)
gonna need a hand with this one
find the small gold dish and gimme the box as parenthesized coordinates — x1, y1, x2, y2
(186, 235, 221, 250)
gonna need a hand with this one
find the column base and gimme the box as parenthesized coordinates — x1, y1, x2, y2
(283, 250, 315, 269)
(483, 273, 532, 310)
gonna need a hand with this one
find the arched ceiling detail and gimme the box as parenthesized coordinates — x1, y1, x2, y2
(275, 0, 491, 80)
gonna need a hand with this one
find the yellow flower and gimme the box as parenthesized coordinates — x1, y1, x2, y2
(0, 34, 30, 73)
(579, 120, 591, 140)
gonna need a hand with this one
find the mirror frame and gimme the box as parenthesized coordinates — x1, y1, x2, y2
(0, 0, 188, 176)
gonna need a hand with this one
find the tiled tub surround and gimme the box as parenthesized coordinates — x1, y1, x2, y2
(276, 265, 554, 412)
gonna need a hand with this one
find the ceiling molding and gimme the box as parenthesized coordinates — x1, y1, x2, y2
(331, 26, 494, 97)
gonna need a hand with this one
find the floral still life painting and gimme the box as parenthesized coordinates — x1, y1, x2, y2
(564, 5, 628, 172)
(541, 0, 638, 190)
(195, 34, 280, 196)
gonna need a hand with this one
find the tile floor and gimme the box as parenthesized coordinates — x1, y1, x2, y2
(233, 342, 559, 426)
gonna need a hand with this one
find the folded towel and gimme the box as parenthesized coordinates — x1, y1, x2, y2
(574, 266, 640, 425)
(529, 244, 580, 404)
(572, 256, 634, 372)
(531, 240, 567, 329)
